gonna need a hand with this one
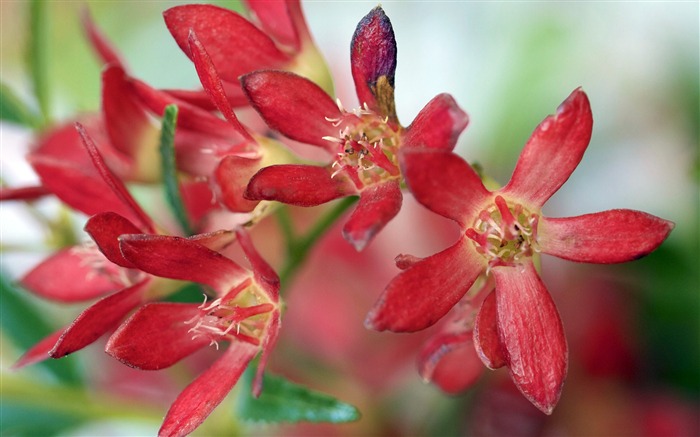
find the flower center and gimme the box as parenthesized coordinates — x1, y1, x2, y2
(465, 196, 539, 271)
(185, 277, 275, 349)
(323, 100, 401, 189)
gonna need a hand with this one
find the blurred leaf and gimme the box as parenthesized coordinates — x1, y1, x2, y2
(158, 104, 192, 236)
(0, 404, 83, 437)
(237, 370, 361, 423)
(28, 0, 50, 124)
(163, 282, 205, 303)
(0, 271, 82, 385)
(0, 82, 41, 128)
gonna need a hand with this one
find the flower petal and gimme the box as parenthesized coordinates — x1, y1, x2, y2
(473, 290, 507, 369)
(351, 6, 397, 118)
(119, 234, 248, 293)
(492, 262, 568, 415)
(400, 148, 490, 226)
(187, 229, 236, 253)
(235, 228, 279, 300)
(245, 0, 299, 50)
(538, 209, 674, 264)
(50, 280, 150, 359)
(214, 155, 263, 213)
(158, 341, 258, 437)
(0, 185, 50, 201)
(252, 309, 281, 398)
(20, 246, 126, 302)
(418, 332, 484, 394)
(106, 303, 210, 370)
(366, 237, 484, 332)
(81, 8, 124, 68)
(245, 164, 356, 207)
(84, 212, 142, 268)
(240, 70, 340, 150)
(164, 5, 290, 83)
(502, 88, 593, 208)
(342, 180, 402, 251)
(13, 329, 65, 369)
(403, 93, 469, 151)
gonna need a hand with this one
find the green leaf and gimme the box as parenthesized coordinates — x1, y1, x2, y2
(0, 82, 41, 128)
(0, 404, 83, 437)
(28, 0, 50, 124)
(237, 370, 361, 424)
(158, 104, 192, 235)
(0, 271, 82, 385)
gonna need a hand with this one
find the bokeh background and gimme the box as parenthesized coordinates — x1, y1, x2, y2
(1, 1, 698, 436)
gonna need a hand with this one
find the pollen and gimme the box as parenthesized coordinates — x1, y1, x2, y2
(466, 196, 540, 272)
(322, 99, 401, 189)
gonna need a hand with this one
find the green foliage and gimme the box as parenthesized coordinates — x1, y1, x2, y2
(0, 83, 41, 128)
(237, 370, 361, 424)
(28, 0, 50, 124)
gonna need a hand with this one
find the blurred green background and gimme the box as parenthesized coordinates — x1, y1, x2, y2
(1, 1, 698, 436)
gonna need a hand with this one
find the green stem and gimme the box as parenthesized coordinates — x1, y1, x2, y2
(29, 0, 50, 126)
(277, 197, 358, 292)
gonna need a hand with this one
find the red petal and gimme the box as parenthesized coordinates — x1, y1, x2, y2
(403, 93, 469, 151)
(473, 290, 507, 369)
(81, 8, 124, 67)
(400, 149, 490, 226)
(235, 228, 279, 300)
(106, 303, 209, 370)
(342, 180, 402, 251)
(162, 87, 249, 111)
(187, 31, 255, 144)
(13, 329, 64, 369)
(350, 6, 396, 115)
(84, 212, 142, 268)
(241, 70, 340, 150)
(158, 341, 258, 437)
(214, 155, 263, 213)
(187, 229, 236, 253)
(502, 88, 593, 208)
(245, 0, 299, 50)
(492, 262, 568, 415)
(50, 280, 150, 359)
(538, 209, 674, 264)
(119, 234, 248, 294)
(20, 247, 125, 302)
(245, 164, 356, 206)
(418, 332, 484, 394)
(365, 237, 484, 332)
(0, 185, 49, 201)
(252, 309, 281, 397)
(164, 5, 290, 83)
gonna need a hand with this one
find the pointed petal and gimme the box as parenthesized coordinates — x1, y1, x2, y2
(502, 88, 593, 208)
(492, 262, 568, 415)
(0, 185, 50, 201)
(418, 332, 484, 394)
(119, 234, 248, 293)
(164, 5, 290, 83)
(473, 290, 507, 369)
(351, 6, 397, 118)
(245, 0, 299, 50)
(20, 247, 125, 302)
(81, 8, 125, 67)
(84, 212, 142, 268)
(366, 237, 485, 332)
(162, 87, 249, 111)
(241, 70, 340, 150)
(245, 164, 356, 207)
(538, 209, 674, 264)
(235, 228, 279, 300)
(187, 31, 255, 143)
(214, 155, 262, 213)
(106, 303, 209, 370)
(403, 93, 469, 151)
(400, 148, 490, 226)
(13, 330, 64, 369)
(342, 180, 402, 251)
(187, 229, 236, 253)
(158, 341, 258, 437)
(50, 280, 150, 359)
(252, 309, 281, 397)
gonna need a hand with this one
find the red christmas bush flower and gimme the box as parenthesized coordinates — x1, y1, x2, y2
(241, 6, 468, 250)
(366, 88, 674, 414)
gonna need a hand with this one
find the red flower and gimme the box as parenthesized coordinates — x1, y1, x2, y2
(241, 7, 468, 250)
(365, 88, 674, 414)
(106, 228, 281, 437)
